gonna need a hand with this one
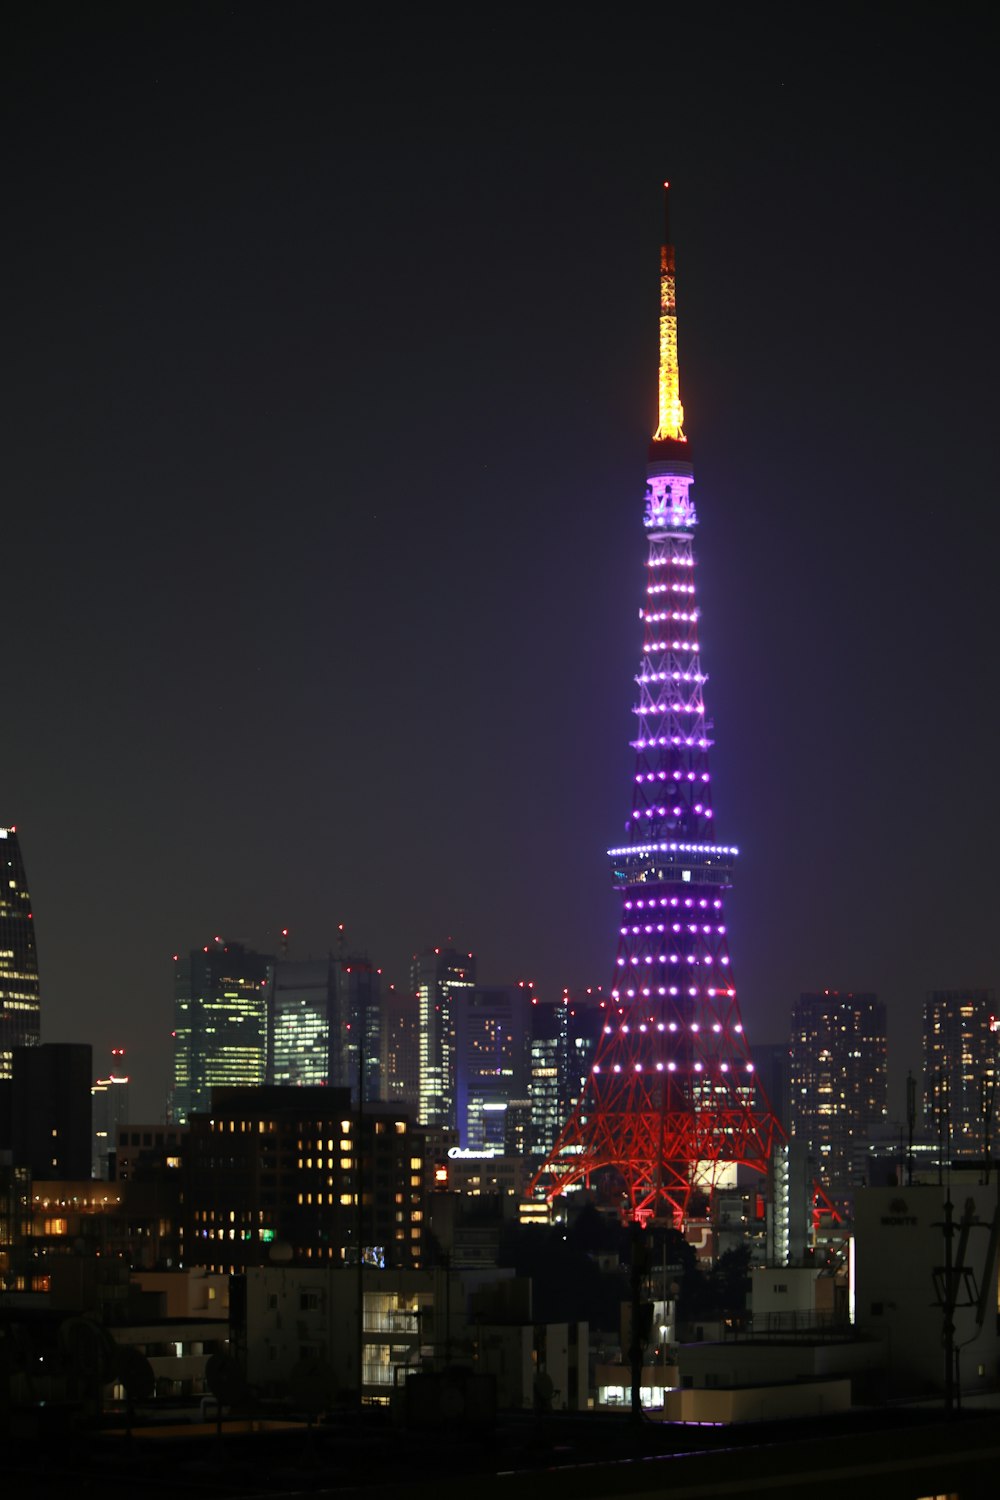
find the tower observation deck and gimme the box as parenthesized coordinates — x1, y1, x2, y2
(529, 186, 780, 1227)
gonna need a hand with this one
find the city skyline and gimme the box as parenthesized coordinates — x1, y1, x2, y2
(4, 8, 998, 1120)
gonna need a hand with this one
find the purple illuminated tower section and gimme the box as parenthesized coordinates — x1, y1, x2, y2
(530, 185, 780, 1227)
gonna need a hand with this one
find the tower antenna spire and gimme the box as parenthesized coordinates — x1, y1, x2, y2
(653, 179, 686, 446)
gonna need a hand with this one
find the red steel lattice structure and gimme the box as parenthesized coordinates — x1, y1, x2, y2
(530, 186, 780, 1226)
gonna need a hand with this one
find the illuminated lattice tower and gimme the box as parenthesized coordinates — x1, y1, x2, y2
(530, 186, 780, 1227)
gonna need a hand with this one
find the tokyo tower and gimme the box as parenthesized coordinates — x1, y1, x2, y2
(531, 185, 780, 1227)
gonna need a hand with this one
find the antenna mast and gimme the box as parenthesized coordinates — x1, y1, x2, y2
(653, 181, 687, 445)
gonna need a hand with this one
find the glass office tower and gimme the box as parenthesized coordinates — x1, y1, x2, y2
(0, 826, 41, 1078)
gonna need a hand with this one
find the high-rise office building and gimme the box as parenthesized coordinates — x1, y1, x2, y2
(454, 985, 528, 1148)
(528, 996, 568, 1160)
(564, 988, 606, 1112)
(524, 988, 604, 1161)
(412, 946, 475, 1129)
(269, 946, 382, 1104)
(171, 938, 274, 1123)
(269, 956, 336, 1087)
(789, 990, 887, 1205)
(381, 982, 419, 1112)
(92, 1046, 130, 1179)
(12, 1042, 93, 1180)
(332, 951, 381, 1105)
(923, 987, 999, 1156)
(0, 826, 41, 1078)
(750, 1042, 792, 1136)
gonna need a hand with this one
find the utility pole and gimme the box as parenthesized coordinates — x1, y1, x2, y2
(347, 922, 365, 1410)
(983, 1015, 1000, 1185)
(933, 1195, 981, 1418)
(906, 1071, 916, 1188)
(942, 1191, 955, 1416)
(628, 1220, 652, 1427)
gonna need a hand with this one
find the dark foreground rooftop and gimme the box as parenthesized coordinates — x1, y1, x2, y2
(5, 1404, 1000, 1500)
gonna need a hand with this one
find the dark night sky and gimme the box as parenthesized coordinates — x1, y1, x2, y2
(4, 4, 997, 1119)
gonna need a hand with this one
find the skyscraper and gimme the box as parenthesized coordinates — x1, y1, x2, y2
(789, 990, 887, 1205)
(92, 1046, 130, 1179)
(171, 938, 274, 1123)
(750, 1042, 792, 1135)
(331, 948, 382, 1105)
(269, 942, 382, 1104)
(923, 987, 999, 1156)
(0, 826, 41, 1078)
(528, 996, 568, 1160)
(454, 985, 528, 1148)
(531, 187, 778, 1226)
(381, 982, 420, 1113)
(526, 989, 605, 1161)
(12, 1042, 92, 1180)
(412, 946, 475, 1129)
(564, 989, 606, 1119)
(269, 956, 337, 1088)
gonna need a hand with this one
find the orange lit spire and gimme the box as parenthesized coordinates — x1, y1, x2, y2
(652, 181, 687, 445)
